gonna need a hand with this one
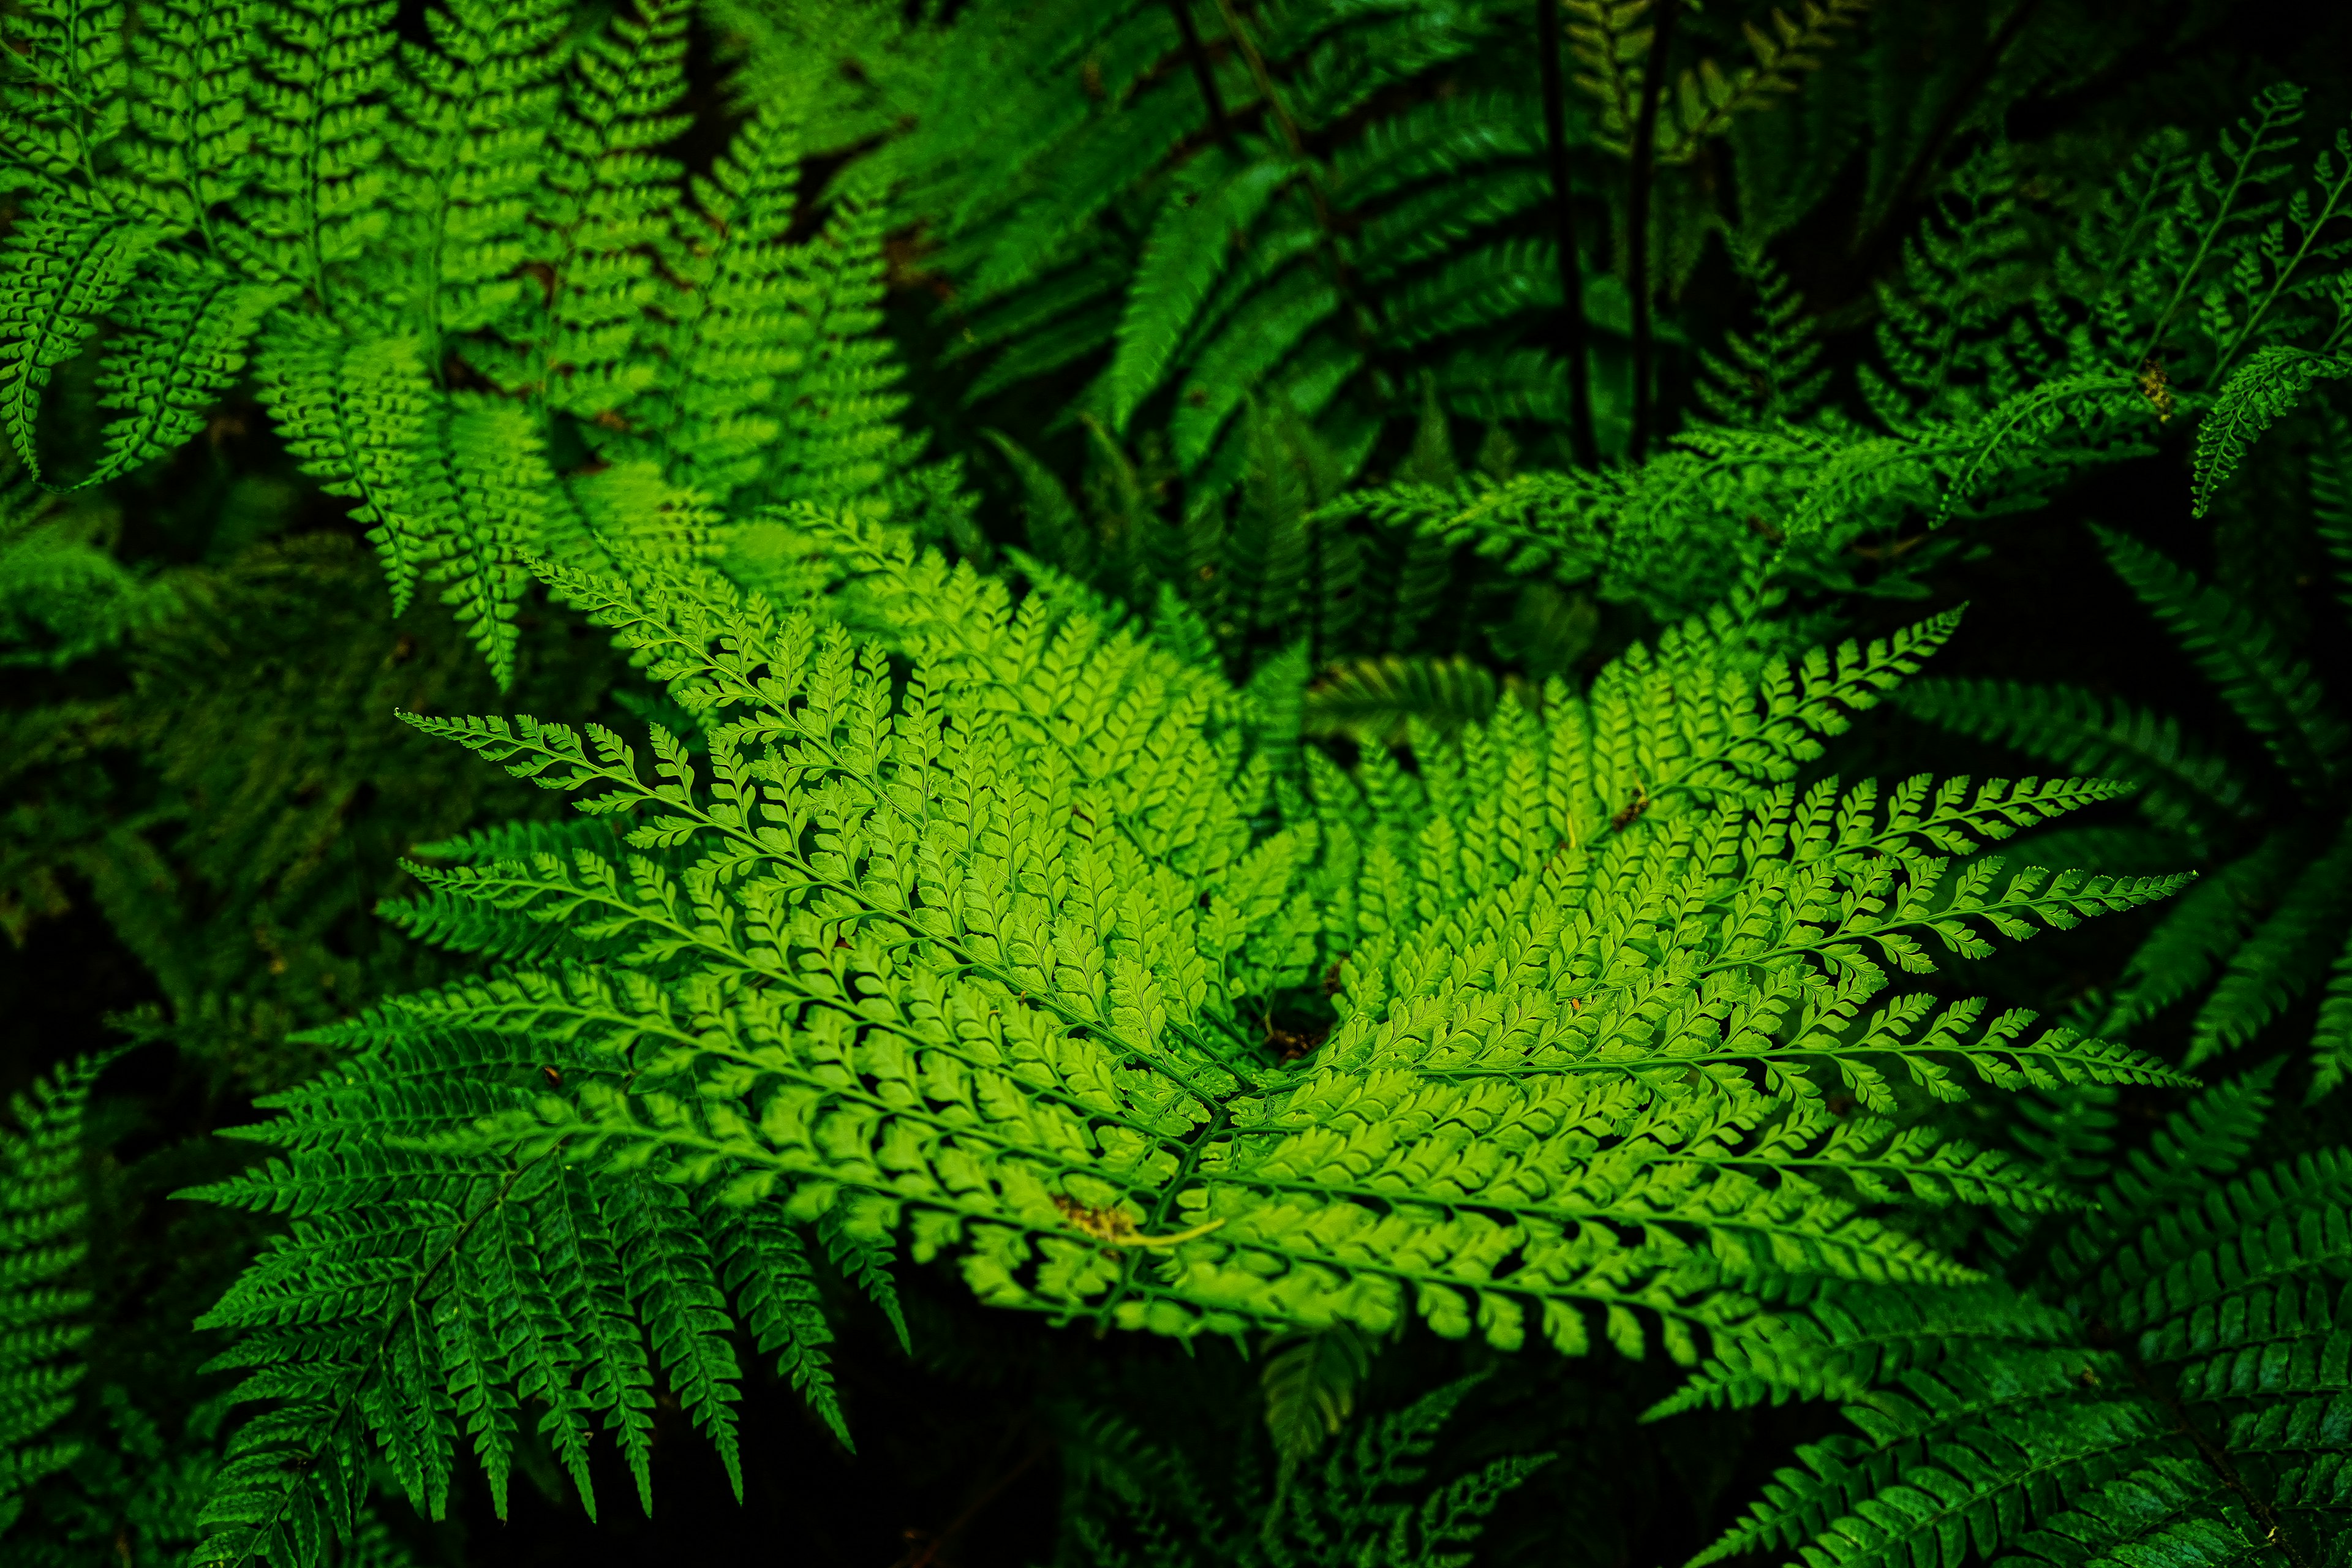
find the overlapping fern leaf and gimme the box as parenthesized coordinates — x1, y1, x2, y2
(1687, 1066, 2352, 1568)
(1900, 419, 2352, 1096)
(178, 504, 2192, 1559)
(0, 0, 938, 686)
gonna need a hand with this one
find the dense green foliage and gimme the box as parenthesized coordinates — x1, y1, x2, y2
(0, 1, 2348, 1566)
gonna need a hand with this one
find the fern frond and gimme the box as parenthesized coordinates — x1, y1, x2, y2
(1109, 146, 1295, 437)
(2315, 404, 2352, 617)
(2093, 523, 2348, 802)
(1897, 677, 2258, 850)
(0, 192, 163, 483)
(2104, 831, 2299, 1033)
(2314, 927, 2352, 1102)
(252, 322, 439, 613)
(2192, 347, 2352, 517)
(1260, 1324, 1374, 1466)
(186, 521, 2192, 1543)
(229, 0, 399, 300)
(2189, 818, 2352, 1065)
(1301, 655, 1499, 749)
(1697, 1068, 2352, 1568)
(0, 1051, 113, 1531)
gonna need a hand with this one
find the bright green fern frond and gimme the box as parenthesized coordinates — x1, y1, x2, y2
(183, 521, 2203, 1547)
(228, 0, 399, 301)
(524, 0, 690, 426)
(114, 0, 254, 232)
(0, 192, 164, 483)
(388, 0, 570, 358)
(2193, 347, 2352, 517)
(0, 0, 130, 198)
(252, 321, 439, 613)
(89, 254, 289, 488)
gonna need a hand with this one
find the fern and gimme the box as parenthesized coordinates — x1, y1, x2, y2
(1301, 655, 1501, 750)
(2193, 347, 2352, 518)
(0, 1052, 113, 1536)
(167, 507, 2195, 1561)
(1692, 1069, 2352, 1568)
(2092, 524, 2346, 804)
(1063, 1371, 1548, 1568)
(1910, 474, 2352, 1097)
(0, 0, 939, 685)
(1562, 0, 1870, 166)
(10, 7, 2352, 1566)
(780, 0, 1878, 500)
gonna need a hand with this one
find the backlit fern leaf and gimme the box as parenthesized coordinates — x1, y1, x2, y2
(180, 512, 2187, 1561)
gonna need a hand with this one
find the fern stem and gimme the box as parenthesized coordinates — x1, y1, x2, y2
(1537, 0, 1600, 470)
(1166, 0, 1238, 156)
(1626, 0, 1679, 463)
(1212, 0, 1300, 159)
(2135, 86, 2303, 372)
(1096, 1103, 1234, 1330)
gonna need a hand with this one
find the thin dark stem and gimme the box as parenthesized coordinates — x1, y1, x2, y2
(1167, 0, 1238, 155)
(2119, 1349, 2313, 1568)
(1538, 0, 1599, 470)
(1848, 0, 2049, 281)
(1626, 0, 1679, 463)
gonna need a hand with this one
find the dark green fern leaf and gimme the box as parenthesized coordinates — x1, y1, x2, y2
(2092, 522, 2348, 804)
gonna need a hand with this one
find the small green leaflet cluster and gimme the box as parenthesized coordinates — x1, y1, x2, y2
(0, 1052, 115, 1537)
(183, 510, 2188, 1559)
(0, 0, 943, 686)
(1687, 1067, 2352, 1568)
(1901, 447, 2352, 1097)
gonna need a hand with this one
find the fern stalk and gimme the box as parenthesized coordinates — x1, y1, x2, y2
(1166, 0, 1237, 156)
(1537, 0, 1600, 469)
